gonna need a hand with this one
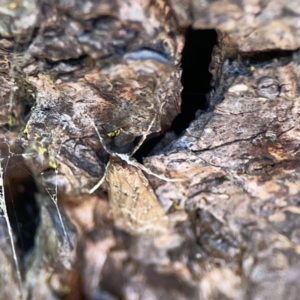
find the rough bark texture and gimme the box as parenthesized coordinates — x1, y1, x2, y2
(1, 0, 300, 299)
(170, 0, 300, 51)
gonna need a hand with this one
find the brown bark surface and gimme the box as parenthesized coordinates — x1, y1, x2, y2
(1, 0, 300, 299)
(170, 0, 300, 51)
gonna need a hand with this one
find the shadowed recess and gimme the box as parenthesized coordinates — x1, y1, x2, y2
(3, 156, 40, 253)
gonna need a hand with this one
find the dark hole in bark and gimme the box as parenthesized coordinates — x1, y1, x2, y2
(134, 29, 217, 161)
(172, 28, 217, 134)
(3, 156, 40, 253)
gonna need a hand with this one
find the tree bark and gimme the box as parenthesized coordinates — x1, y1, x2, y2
(1, 0, 300, 299)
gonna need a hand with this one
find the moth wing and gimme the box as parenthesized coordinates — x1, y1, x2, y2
(107, 157, 169, 235)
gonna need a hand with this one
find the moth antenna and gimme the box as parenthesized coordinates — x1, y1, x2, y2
(130, 159, 183, 182)
(129, 114, 156, 156)
(89, 114, 183, 193)
(90, 113, 155, 157)
(89, 117, 113, 155)
(117, 153, 183, 182)
(89, 159, 111, 194)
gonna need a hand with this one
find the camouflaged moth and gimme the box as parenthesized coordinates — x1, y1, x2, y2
(89, 117, 178, 235)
